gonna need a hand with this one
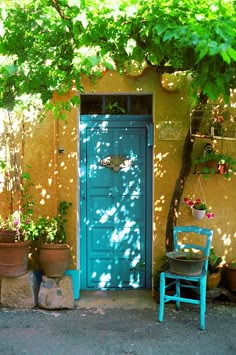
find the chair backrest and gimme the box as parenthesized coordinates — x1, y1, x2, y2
(173, 226, 213, 273)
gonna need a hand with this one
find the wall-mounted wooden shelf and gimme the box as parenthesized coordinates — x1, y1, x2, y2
(190, 105, 236, 141)
(193, 160, 218, 175)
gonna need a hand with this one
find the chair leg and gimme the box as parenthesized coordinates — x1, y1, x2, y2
(158, 272, 165, 322)
(199, 277, 206, 330)
(176, 279, 180, 310)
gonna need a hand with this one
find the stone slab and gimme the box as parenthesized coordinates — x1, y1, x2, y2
(38, 275, 74, 309)
(0, 271, 38, 308)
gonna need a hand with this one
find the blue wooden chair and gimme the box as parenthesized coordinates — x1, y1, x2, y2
(158, 225, 213, 330)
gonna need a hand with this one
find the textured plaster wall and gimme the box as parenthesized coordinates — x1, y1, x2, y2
(81, 69, 236, 275)
(1, 68, 235, 281)
(178, 137, 236, 265)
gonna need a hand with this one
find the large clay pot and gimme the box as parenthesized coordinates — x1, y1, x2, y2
(39, 243, 70, 277)
(225, 264, 236, 292)
(0, 240, 31, 277)
(166, 251, 207, 276)
(207, 271, 221, 290)
(0, 230, 16, 243)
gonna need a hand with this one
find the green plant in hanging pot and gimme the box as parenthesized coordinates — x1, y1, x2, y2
(183, 198, 215, 220)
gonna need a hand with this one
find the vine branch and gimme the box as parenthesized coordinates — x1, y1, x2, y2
(165, 93, 208, 251)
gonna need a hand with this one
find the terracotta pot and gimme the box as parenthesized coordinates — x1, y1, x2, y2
(166, 251, 207, 276)
(0, 240, 31, 277)
(39, 243, 70, 277)
(207, 271, 221, 290)
(0, 230, 16, 243)
(225, 264, 236, 292)
(192, 208, 206, 220)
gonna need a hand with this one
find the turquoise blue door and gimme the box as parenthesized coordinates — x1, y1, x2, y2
(80, 116, 152, 289)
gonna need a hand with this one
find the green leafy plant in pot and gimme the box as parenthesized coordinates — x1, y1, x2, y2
(207, 248, 222, 290)
(37, 201, 72, 278)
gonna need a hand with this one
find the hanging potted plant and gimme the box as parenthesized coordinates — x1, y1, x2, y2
(38, 201, 72, 278)
(183, 198, 214, 220)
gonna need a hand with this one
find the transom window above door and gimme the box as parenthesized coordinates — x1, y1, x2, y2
(80, 94, 152, 115)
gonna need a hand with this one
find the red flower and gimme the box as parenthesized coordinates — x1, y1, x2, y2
(206, 213, 215, 219)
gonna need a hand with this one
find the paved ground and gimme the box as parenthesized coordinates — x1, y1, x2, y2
(0, 290, 236, 355)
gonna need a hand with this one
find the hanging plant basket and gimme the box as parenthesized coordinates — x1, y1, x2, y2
(183, 175, 215, 220)
(166, 251, 207, 276)
(192, 207, 206, 220)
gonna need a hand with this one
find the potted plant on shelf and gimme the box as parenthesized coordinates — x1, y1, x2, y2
(38, 200, 72, 278)
(183, 197, 214, 220)
(207, 248, 222, 290)
(194, 151, 236, 178)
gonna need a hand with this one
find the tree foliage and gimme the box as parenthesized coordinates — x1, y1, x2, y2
(0, 0, 235, 109)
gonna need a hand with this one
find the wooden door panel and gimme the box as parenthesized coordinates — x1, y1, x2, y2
(82, 122, 148, 289)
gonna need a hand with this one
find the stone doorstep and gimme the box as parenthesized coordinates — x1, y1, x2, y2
(0, 272, 74, 310)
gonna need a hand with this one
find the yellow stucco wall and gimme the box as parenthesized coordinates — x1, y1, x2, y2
(80, 68, 236, 275)
(0, 67, 235, 282)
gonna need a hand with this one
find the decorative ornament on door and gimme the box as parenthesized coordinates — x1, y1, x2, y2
(100, 155, 133, 171)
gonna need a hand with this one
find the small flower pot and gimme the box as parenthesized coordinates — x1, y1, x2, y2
(192, 208, 206, 220)
(207, 271, 221, 290)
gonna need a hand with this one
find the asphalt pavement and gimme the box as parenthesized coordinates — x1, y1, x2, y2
(0, 290, 235, 355)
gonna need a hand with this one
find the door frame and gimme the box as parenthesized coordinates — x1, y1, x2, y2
(79, 114, 153, 290)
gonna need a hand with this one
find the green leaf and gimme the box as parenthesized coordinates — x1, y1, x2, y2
(220, 51, 231, 64)
(228, 47, 236, 61)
